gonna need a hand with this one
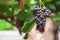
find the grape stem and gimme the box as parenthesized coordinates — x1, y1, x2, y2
(50, 17, 58, 27)
(39, 0, 45, 7)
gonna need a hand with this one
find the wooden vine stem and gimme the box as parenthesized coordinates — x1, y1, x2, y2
(17, 0, 25, 11)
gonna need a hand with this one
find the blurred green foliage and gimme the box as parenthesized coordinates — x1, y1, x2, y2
(0, 0, 60, 32)
(0, 19, 13, 30)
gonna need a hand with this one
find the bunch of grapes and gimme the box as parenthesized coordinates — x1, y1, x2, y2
(33, 5, 51, 33)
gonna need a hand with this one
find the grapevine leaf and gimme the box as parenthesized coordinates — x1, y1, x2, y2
(50, 14, 60, 21)
(0, 5, 13, 15)
(55, 1, 60, 5)
(15, 12, 34, 23)
(46, 4, 56, 12)
(21, 20, 35, 33)
(57, 12, 60, 14)
(45, 0, 53, 2)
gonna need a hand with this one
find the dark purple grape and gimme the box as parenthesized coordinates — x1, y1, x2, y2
(33, 5, 51, 33)
(36, 24, 44, 32)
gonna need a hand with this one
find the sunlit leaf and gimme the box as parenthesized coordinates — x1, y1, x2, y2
(21, 20, 35, 33)
(50, 14, 60, 21)
(0, 19, 13, 30)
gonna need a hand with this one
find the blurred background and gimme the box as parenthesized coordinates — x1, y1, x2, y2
(0, 0, 60, 40)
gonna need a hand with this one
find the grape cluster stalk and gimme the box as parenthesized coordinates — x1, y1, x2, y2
(33, 5, 51, 33)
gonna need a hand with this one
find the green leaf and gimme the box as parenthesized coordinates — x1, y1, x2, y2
(0, 19, 13, 30)
(46, 4, 56, 11)
(0, 0, 3, 2)
(30, 0, 37, 4)
(1, 0, 17, 5)
(55, 1, 60, 5)
(25, 0, 30, 4)
(55, 5, 60, 12)
(21, 20, 35, 33)
(45, 0, 53, 2)
(57, 12, 60, 14)
(15, 11, 34, 23)
(0, 5, 13, 15)
(50, 14, 60, 21)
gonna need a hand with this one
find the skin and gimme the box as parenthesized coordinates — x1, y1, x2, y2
(25, 18, 58, 40)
